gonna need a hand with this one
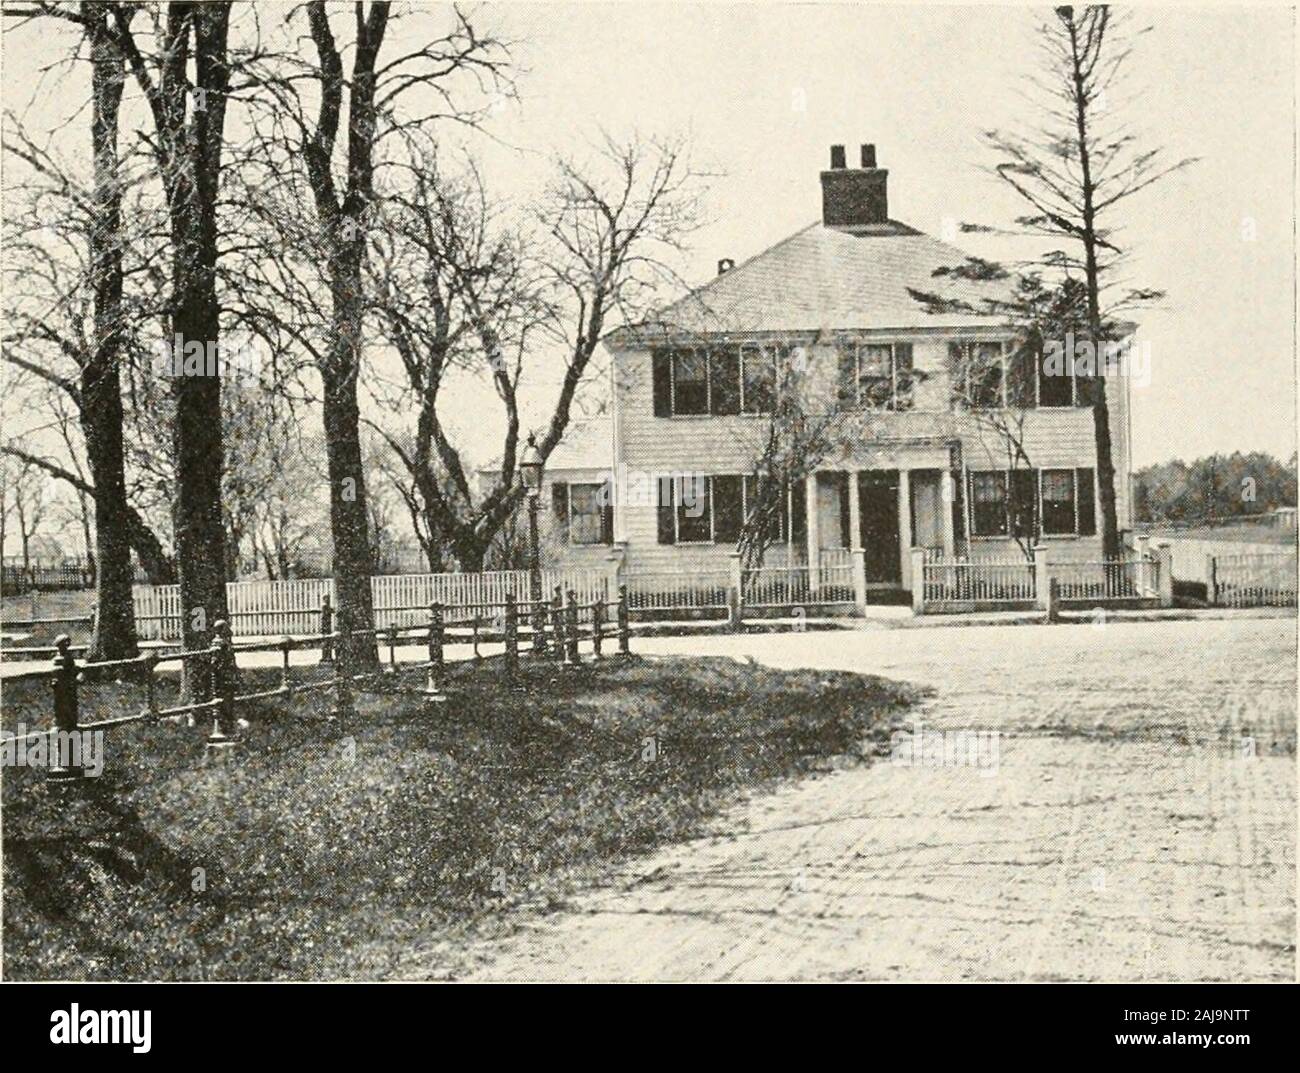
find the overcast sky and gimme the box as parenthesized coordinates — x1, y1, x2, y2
(2, 1, 1295, 481)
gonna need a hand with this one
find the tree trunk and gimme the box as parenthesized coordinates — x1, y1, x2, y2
(84, 4, 138, 661)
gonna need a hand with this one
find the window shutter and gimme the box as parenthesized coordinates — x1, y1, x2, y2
(656, 475, 676, 544)
(789, 480, 807, 547)
(710, 348, 741, 415)
(652, 349, 672, 416)
(1011, 469, 1038, 541)
(712, 475, 744, 544)
(551, 481, 569, 542)
(1076, 468, 1097, 536)
(947, 342, 966, 408)
(837, 347, 857, 408)
(894, 343, 914, 410)
(600, 479, 614, 544)
(951, 468, 966, 546)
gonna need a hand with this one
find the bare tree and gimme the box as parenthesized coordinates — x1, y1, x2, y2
(372, 133, 707, 571)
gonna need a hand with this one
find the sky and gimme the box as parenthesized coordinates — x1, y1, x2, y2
(1, 0, 1295, 511)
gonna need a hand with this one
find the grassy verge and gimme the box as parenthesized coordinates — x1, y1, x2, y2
(2, 654, 920, 980)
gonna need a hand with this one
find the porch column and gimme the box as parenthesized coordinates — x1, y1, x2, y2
(940, 471, 956, 557)
(846, 468, 861, 548)
(897, 468, 912, 583)
(804, 473, 820, 595)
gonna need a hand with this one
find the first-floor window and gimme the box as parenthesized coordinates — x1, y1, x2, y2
(655, 474, 791, 545)
(552, 480, 613, 545)
(676, 474, 712, 542)
(970, 471, 1009, 537)
(1040, 469, 1077, 536)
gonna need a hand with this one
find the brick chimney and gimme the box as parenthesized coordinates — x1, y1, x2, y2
(821, 143, 888, 230)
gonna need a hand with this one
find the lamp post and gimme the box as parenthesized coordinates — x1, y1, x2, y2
(520, 434, 544, 651)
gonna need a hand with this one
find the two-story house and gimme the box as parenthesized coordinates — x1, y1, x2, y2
(546, 144, 1133, 601)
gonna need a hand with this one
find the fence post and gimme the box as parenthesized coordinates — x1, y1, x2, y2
(424, 602, 447, 705)
(727, 551, 743, 631)
(617, 583, 631, 657)
(504, 594, 520, 687)
(910, 547, 926, 614)
(387, 624, 399, 674)
(1206, 554, 1219, 606)
(591, 598, 604, 661)
(280, 637, 293, 697)
(1155, 542, 1174, 607)
(142, 652, 160, 723)
(1135, 534, 1151, 598)
(471, 616, 481, 661)
(319, 595, 334, 664)
(1046, 577, 1061, 623)
(1032, 544, 1050, 612)
(46, 635, 83, 785)
(550, 586, 565, 664)
(565, 587, 580, 667)
(206, 621, 237, 756)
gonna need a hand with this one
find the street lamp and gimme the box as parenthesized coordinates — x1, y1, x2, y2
(520, 433, 545, 652)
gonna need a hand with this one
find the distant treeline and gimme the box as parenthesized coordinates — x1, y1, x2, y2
(1134, 451, 1297, 524)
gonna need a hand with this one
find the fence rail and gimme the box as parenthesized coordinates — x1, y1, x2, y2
(922, 559, 1036, 606)
(4, 588, 633, 788)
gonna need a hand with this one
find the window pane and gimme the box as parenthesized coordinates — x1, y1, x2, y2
(970, 342, 1003, 408)
(859, 344, 894, 408)
(971, 471, 1008, 536)
(712, 475, 744, 543)
(710, 347, 740, 415)
(676, 474, 712, 541)
(1041, 469, 1076, 535)
(569, 483, 606, 545)
(672, 350, 708, 414)
(741, 346, 776, 414)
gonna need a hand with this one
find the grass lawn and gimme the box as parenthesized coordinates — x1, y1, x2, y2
(2, 654, 920, 980)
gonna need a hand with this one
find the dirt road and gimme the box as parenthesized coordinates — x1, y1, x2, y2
(429, 616, 1296, 981)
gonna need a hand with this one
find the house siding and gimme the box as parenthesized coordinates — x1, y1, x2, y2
(608, 334, 1132, 575)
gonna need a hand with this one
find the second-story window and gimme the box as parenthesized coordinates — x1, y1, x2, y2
(652, 346, 780, 417)
(672, 350, 709, 414)
(837, 342, 914, 411)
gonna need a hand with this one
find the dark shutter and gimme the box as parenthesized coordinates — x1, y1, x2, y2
(652, 348, 672, 416)
(551, 481, 569, 542)
(947, 342, 967, 408)
(600, 479, 614, 544)
(789, 480, 807, 548)
(950, 468, 966, 546)
(655, 474, 675, 544)
(893, 343, 914, 410)
(1011, 469, 1037, 542)
(710, 348, 741, 415)
(1076, 467, 1097, 536)
(837, 346, 857, 408)
(712, 475, 744, 544)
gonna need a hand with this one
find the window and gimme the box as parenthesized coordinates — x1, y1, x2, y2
(838, 342, 914, 410)
(743, 475, 788, 544)
(672, 350, 708, 414)
(553, 481, 613, 545)
(741, 346, 777, 415)
(950, 341, 1008, 408)
(1041, 469, 1078, 536)
(970, 471, 1009, 537)
(652, 346, 779, 417)
(655, 474, 790, 545)
(568, 482, 609, 545)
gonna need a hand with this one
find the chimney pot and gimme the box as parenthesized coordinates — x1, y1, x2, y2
(861, 143, 877, 168)
(829, 144, 846, 169)
(717, 258, 735, 275)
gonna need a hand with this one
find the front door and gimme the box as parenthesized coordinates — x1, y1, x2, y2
(858, 470, 901, 584)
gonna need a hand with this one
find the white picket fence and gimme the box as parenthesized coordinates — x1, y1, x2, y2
(921, 558, 1037, 606)
(132, 569, 612, 640)
(1210, 552, 1297, 608)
